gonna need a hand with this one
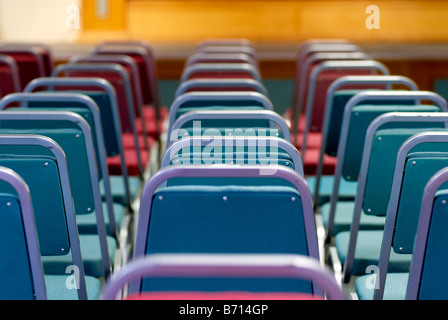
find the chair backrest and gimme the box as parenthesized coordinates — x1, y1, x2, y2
(0, 54, 21, 97)
(181, 63, 261, 82)
(69, 54, 145, 123)
(52, 63, 138, 136)
(0, 44, 46, 88)
(407, 167, 448, 299)
(101, 254, 345, 300)
(0, 166, 46, 300)
(169, 109, 290, 144)
(132, 165, 318, 294)
(0, 134, 88, 299)
(167, 91, 274, 134)
(186, 53, 258, 68)
(373, 131, 448, 300)
(92, 43, 160, 109)
(0, 109, 111, 278)
(174, 78, 268, 98)
(2, 91, 119, 237)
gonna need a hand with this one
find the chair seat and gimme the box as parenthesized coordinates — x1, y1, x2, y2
(76, 202, 127, 236)
(100, 176, 142, 206)
(107, 149, 150, 176)
(42, 235, 117, 278)
(303, 149, 337, 175)
(306, 176, 357, 206)
(320, 201, 385, 235)
(44, 274, 102, 300)
(122, 133, 154, 151)
(355, 272, 408, 300)
(293, 132, 322, 150)
(335, 231, 412, 276)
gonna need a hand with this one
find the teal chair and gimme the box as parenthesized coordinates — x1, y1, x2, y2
(354, 131, 448, 300)
(323, 90, 447, 245)
(0, 110, 116, 280)
(0, 92, 128, 239)
(131, 165, 321, 295)
(308, 75, 418, 207)
(167, 109, 291, 151)
(24, 77, 144, 211)
(166, 91, 274, 135)
(0, 135, 101, 299)
(407, 166, 448, 299)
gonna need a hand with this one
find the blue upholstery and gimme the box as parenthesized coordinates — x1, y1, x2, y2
(342, 105, 441, 182)
(0, 154, 69, 256)
(393, 152, 448, 254)
(335, 231, 411, 275)
(142, 184, 312, 293)
(355, 273, 408, 300)
(417, 190, 448, 300)
(320, 201, 385, 234)
(42, 235, 117, 278)
(44, 275, 101, 300)
(0, 194, 35, 300)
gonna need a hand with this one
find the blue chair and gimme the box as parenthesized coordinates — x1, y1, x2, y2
(0, 135, 101, 299)
(132, 165, 320, 295)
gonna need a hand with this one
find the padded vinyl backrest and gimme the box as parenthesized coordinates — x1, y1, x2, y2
(142, 184, 312, 293)
(393, 151, 448, 254)
(342, 105, 441, 181)
(0, 193, 35, 299)
(0, 126, 94, 216)
(363, 127, 446, 216)
(417, 190, 448, 299)
(63, 68, 134, 133)
(0, 150, 69, 256)
(27, 91, 119, 157)
(325, 90, 415, 156)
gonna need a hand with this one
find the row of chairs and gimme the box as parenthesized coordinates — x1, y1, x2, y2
(0, 40, 168, 299)
(0, 39, 343, 300)
(101, 39, 344, 300)
(3, 37, 448, 300)
(286, 40, 448, 300)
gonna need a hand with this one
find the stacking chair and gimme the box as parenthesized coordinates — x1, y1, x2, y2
(166, 91, 274, 135)
(92, 41, 162, 115)
(69, 54, 158, 141)
(195, 45, 257, 61)
(296, 60, 390, 175)
(309, 75, 419, 207)
(406, 166, 448, 299)
(185, 53, 258, 69)
(353, 131, 448, 300)
(52, 63, 149, 178)
(291, 51, 371, 142)
(288, 42, 362, 133)
(101, 254, 344, 300)
(0, 44, 47, 88)
(181, 63, 261, 82)
(0, 135, 101, 299)
(0, 109, 117, 280)
(0, 166, 47, 300)
(23, 77, 140, 211)
(174, 78, 268, 98)
(329, 108, 448, 287)
(0, 54, 21, 97)
(132, 165, 319, 295)
(162, 136, 302, 175)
